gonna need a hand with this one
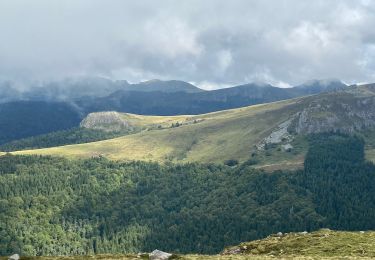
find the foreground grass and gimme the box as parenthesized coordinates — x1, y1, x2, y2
(223, 229, 375, 258)
(2, 230, 374, 259)
(2, 255, 374, 260)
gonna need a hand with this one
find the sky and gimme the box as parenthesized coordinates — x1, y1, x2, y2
(0, 0, 375, 89)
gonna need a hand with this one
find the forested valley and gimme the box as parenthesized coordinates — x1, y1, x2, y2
(0, 134, 374, 256)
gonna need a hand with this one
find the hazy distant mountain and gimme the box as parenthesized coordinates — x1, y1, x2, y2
(294, 79, 347, 94)
(0, 78, 204, 103)
(26, 78, 203, 101)
(0, 77, 346, 105)
(124, 79, 204, 93)
(22, 77, 129, 101)
(79, 81, 347, 115)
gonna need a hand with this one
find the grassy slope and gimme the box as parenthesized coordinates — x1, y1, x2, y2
(14, 98, 306, 166)
(361, 130, 375, 163)
(2, 230, 374, 259)
(11, 85, 375, 167)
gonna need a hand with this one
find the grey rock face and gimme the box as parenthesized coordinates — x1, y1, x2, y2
(282, 144, 293, 151)
(292, 93, 375, 134)
(80, 111, 131, 132)
(257, 118, 294, 150)
(149, 249, 173, 260)
(224, 248, 241, 254)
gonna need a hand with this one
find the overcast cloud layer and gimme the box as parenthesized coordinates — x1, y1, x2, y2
(1, 0, 375, 89)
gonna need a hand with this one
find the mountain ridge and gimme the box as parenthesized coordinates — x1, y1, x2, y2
(78, 79, 347, 116)
(13, 84, 375, 170)
(0, 77, 346, 103)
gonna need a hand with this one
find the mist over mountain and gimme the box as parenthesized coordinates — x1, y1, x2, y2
(294, 79, 348, 94)
(22, 77, 129, 101)
(0, 77, 204, 103)
(0, 81, 22, 103)
(0, 77, 346, 103)
(127, 79, 203, 93)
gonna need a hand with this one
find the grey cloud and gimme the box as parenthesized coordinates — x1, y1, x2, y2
(0, 0, 375, 89)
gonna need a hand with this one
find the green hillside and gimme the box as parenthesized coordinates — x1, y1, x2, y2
(13, 98, 306, 168)
(9, 84, 375, 169)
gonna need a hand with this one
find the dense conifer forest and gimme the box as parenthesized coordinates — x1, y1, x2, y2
(0, 134, 374, 256)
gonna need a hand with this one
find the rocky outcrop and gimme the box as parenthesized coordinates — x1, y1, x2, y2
(257, 118, 294, 149)
(149, 249, 173, 260)
(8, 254, 19, 260)
(80, 111, 132, 132)
(257, 90, 375, 149)
(291, 93, 375, 134)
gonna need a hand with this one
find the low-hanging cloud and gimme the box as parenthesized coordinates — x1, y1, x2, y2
(0, 0, 375, 89)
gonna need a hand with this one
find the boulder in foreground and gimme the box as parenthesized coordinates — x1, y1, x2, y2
(8, 254, 19, 260)
(149, 249, 173, 260)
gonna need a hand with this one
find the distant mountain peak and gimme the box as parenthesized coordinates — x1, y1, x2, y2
(126, 79, 204, 93)
(139, 79, 162, 84)
(300, 78, 343, 86)
(294, 79, 347, 94)
(252, 81, 271, 87)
